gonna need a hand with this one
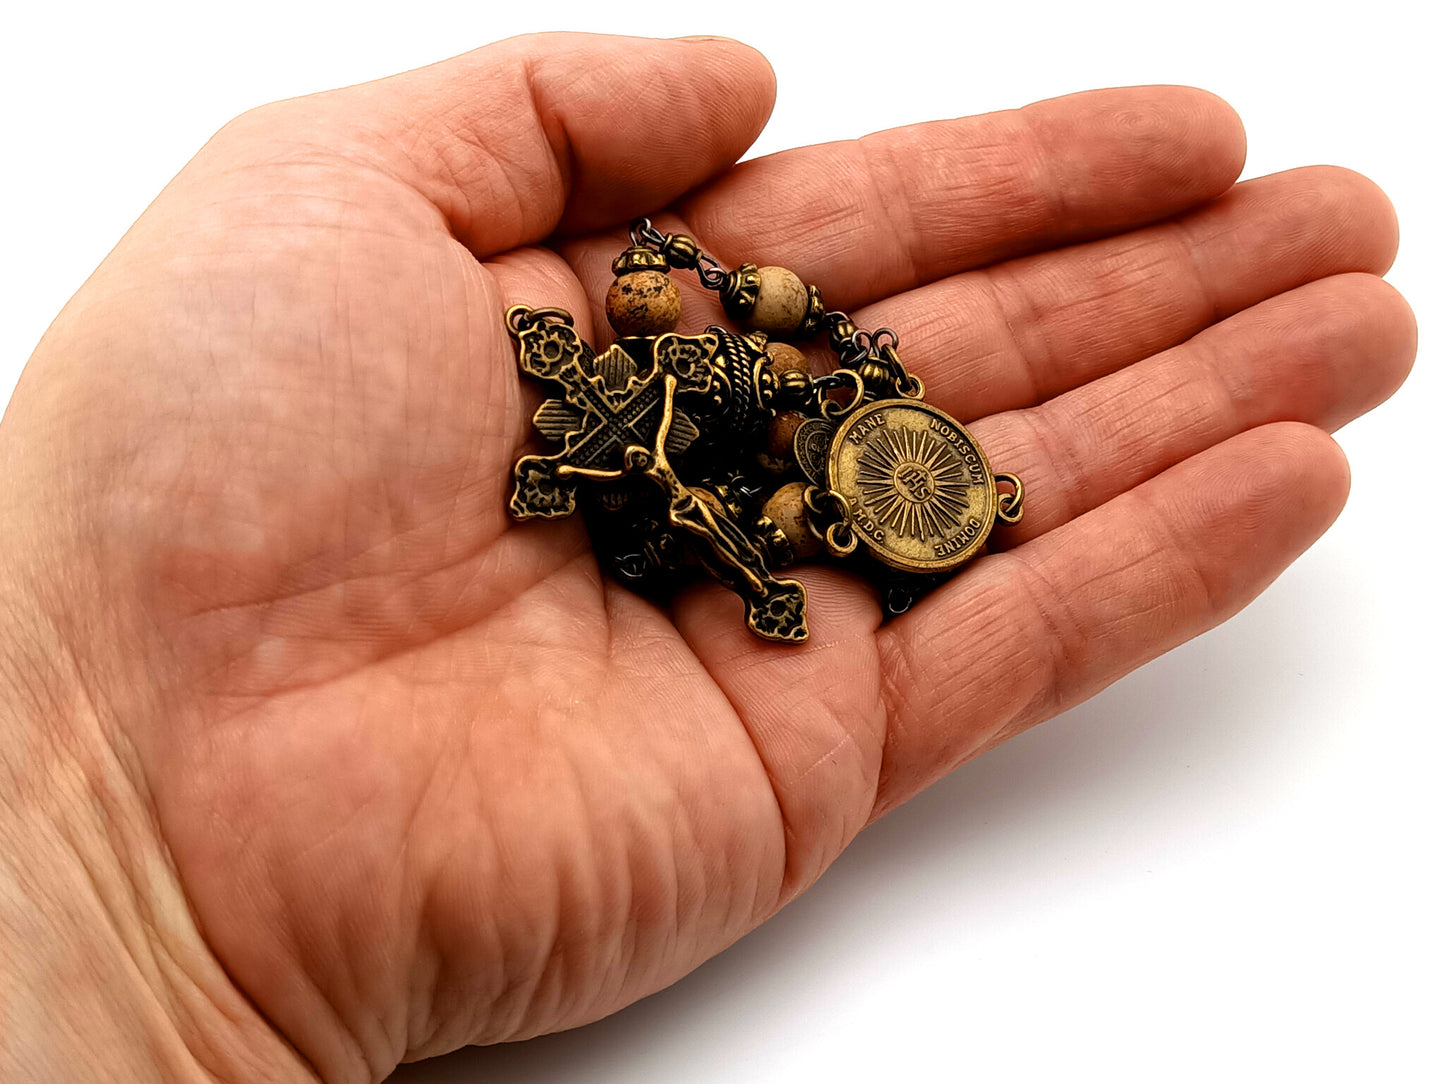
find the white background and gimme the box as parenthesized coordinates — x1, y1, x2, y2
(3, 1, 1439, 1081)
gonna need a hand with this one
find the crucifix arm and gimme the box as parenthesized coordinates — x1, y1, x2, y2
(555, 463, 629, 482)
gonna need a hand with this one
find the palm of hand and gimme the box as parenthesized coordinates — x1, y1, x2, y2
(4, 34, 1412, 1084)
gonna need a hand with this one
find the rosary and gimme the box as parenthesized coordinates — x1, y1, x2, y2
(506, 219, 1024, 643)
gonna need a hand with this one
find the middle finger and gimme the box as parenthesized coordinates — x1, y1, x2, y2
(857, 165, 1399, 422)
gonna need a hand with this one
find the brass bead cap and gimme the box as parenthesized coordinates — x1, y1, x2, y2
(798, 284, 827, 338)
(611, 246, 670, 275)
(720, 263, 762, 322)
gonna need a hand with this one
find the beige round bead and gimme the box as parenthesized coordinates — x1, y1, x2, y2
(606, 270, 681, 337)
(762, 481, 822, 561)
(744, 266, 809, 336)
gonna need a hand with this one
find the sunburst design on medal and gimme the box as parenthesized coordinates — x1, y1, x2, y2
(856, 427, 969, 542)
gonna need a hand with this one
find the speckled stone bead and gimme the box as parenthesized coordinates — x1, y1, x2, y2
(761, 481, 822, 561)
(606, 270, 681, 337)
(765, 342, 812, 402)
(765, 341, 809, 376)
(744, 266, 809, 336)
(766, 410, 808, 462)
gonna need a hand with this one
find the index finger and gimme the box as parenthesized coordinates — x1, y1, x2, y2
(676, 85, 1247, 310)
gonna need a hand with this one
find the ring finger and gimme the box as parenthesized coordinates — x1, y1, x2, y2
(972, 271, 1416, 548)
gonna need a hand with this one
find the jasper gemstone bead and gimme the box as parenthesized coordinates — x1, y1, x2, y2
(744, 266, 810, 336)
(606, 270, 681, 337)
(761, 481, 822, 562)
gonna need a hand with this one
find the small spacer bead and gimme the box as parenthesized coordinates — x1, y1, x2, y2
(857, 358, 897, 398)
(659, 232, 701, 270)
(765, 342, 812, 404)
(827, 316, 859, 355)
(776, 369, 812, 400)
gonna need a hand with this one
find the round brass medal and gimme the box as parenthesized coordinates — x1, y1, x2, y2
(827, 399, 997, 573)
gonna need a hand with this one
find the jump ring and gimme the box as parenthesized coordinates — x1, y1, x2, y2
(995, 472, 1025, 524)
(819, 369, 866, 419)
(825, 521, 858, 557)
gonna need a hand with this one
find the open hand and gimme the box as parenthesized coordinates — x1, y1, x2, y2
(0, 32, 1414, 1082)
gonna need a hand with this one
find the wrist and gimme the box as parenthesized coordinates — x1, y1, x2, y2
(0, 578, 315, 1083)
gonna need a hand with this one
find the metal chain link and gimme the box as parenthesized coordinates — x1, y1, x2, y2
(811, 369, 866, 419)
(627, 217, 920, 389)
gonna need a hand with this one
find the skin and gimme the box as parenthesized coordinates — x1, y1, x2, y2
(0, 31, 1416, 1084)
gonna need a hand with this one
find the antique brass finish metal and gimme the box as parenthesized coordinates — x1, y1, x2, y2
(827, 400, 997, 573)
(504, 220, 1026, 643)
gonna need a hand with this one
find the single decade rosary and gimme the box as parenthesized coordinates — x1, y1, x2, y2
(506, 219, 1024, 643)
